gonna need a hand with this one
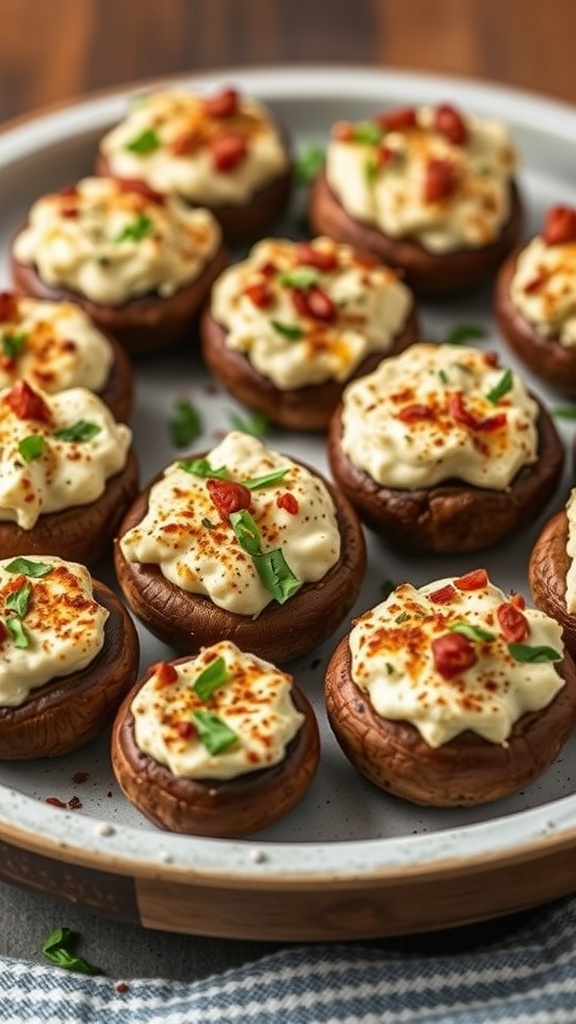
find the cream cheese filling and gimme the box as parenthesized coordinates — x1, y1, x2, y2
(509, 236, 576, 346)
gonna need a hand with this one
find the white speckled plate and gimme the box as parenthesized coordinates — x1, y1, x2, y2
(1, 66, 576, 940)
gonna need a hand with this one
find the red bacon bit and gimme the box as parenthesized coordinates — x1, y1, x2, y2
(424, 158, 458, 202)
(377, 106, 417, 131)
(115, 178, 165, 205)
(483, 351, 500, 368)
(177, 721, 196, 739)
(4, 380, 50, 422)
(332, 121, 354, 142)
(523, 274, 546, 294)
(207, 477, 252, 517)
(294, 243, 338, 272)
(397, 403, 435, 423)
(291, 284, 337, 322)
(258, 260, 277, 278)
(245, 281, 274, 308)
(46, 797, 67, 809)
(0, 291, 17, 322)
(448, 391, 506, 433)
(497, 601, 530, 642)
(203, 87, 240, 119)
(543, 205, 576, 246)
(455, 568, 488, 591)
(210, 133, 248, 171)
(171, 129, 202, 156)
(60, 202, 79, 218)
(277, 492, 299, 515)
(434, 103, 468, 145)
(510, 591, 526, 610)
(428, 584, 457, 604)
(353, 251, 380, 269)
(150, 661, 178, 687)
(377, 144, 395, 167)
(432, 632, 477, 679)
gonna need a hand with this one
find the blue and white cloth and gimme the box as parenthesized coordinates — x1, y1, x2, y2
(2, 898, 576, 1023)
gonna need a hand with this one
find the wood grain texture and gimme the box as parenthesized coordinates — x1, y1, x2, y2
(2, 0, 576, 124)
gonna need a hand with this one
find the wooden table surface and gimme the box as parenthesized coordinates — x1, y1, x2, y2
(2, 0, 576, 124)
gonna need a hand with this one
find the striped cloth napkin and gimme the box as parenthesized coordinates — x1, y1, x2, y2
(1, 897, 576, 1023)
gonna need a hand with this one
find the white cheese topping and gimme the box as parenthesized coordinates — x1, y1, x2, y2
(0, 296, 113, 392)
(349, 574, 564, 746)
(325, 104, 517, 253)
(119, 431, 340, 616)
(0, 384, 132, 528)
(564, 489, 576, 613)
(131, 641, 304, 780)
(0, 556, 108, 707)
(339, 342, 538, 490)
(210, 236, 413, 387)
(99, 88, 289, 206)
(509, 236, 576, 346)
(12, 176, 221, 306)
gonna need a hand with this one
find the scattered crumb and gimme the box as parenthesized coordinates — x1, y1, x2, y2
(249, 848, 268, 864)
(95, 822, 115, 837)
(72, 772, 89, 784)
(46, 797, 67, 809)
(68, 796, 83, 810)
(115, 981, 130, 994)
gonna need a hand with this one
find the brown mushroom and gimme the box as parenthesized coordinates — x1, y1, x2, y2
(529, 509, 576, 659)
(324, 633, 576, 806)
(0, 580, 140, 760)
(111, 669, 319, 837)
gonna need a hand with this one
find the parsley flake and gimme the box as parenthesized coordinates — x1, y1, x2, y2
(5, 581, 32, 619)
(270, 319, 305, 342)
(295, 143, 326, 184)
(41, 927, 103, 976)
(486, 368, 513, 404)
(276, 267, 321, 289)
(178, 457, 230, 480)
(443, 324, 487, 345)
(6, 615, 29, 648)
(2, 332, 26, 358)
(193, 656, 230, 701)
(18, 434, 45, 461)
(508, 643, 562, 664)
(53, 420, 101, 443)
(227, 410, 269, 436)
(170, 399, 202, 448)
(125, 127, 160, 154)
(449, 620, 496, 642)
(5, 558, 52, 578)
(115, 212, 154, 243)
(192, 709, 238, 755)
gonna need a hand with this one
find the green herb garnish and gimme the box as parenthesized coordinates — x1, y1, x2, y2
(270, 319, 305, 341)
(5, 581, 32, 619)
(551, 406, 576, 419)
(449, 620, 496, 642)
(443, 324, 487, 345)
(170, 399, 202, 448)
(125, 127, 160, 154)
(351, 120, 386, 145)
(41, 927, 103, 976)
(5, 558, 52, 578)
(276, 267, 320, 289)
(486, 368, 513, 404)
(178, 457, 230, 480)
(243, 469, 289, 490)
(18, 435, 45, 461)
(295, 143, 326, 184)
(508, 643, 562, 663)
(395, 611, 410, 624)
(438, 369, 449, 385)
(253, 548, 301, 604)
(227, 410, 270, 436)
(191, 709, 238, 755)
(381, 579, 397, 600)
(363, 158, 378, 184)
(115, 212, 154, 243)
(2, 332, 26, 358)
(229, 509, 262, 556)
(53, 420, 101, 443)
(193, 656, 230, 701)
(6, 615, 29, 648)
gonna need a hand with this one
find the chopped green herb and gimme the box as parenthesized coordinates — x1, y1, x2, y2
(202, 517, 216, 529)
(253, 547, 301, 604)
(449, 620, 496, 642)
(270, 319, 305, 341)
(18, 434, 45, 461)
(443, 324, 487, 345)
(363, 158, 378, 184)
(295, 143, 326, 184)
(243, 469, 289, 490)
(551, 405, 576, 419)
(385, 662, 394, 675)
(192, 709, 238, 755)
(395, 611, 410, 624)
(41, 927, 103, 976)
(438, 369, 449, 385)
(381, 579, 397, 600)
(351, 120, 386, 145)
(508, 643, 562, 663)
(125, 127, 160, 154)
(5, 558, 52, 578)
(115, 212, 154, 243)
(227, 410, 269, 436)
(53, 420, 101, 443)
(486, 368, 513, 404)
(2, 332, 26, 358)
(178, 457, 230, 480)
(170, 399, 202, 447)
(5, 581, 32, 619)
(6, 614, 29, 648)
(276, 267, 320, 289)
(193, 655, 230, 700)
(229, 509, 262, 556)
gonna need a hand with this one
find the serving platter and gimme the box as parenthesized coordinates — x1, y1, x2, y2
(1, 65, 576, 941)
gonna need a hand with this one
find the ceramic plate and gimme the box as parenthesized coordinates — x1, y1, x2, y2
(1, 66, 576, 940)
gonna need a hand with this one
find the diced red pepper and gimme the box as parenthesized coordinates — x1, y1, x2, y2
(397, 403, 436, 423)
(377, 106, 417, 131)
(0, 291, 18, 322)
(424, 158, 458, 202)
(210, 133, 248, 171)
(171, 129, 202, 156)
(245, 281, 274, 308)
(203, 87, 240, 119)
(428, 584, 457, 604)
(4, 380, 50, 422)
(291, 284, 337, 322)
(448, 392, 506, 433)
(432, 632, 477, 679)
(434, 103, 468, 145)
(177, 721, 196, 739)
(207, 478, 252, 517)
(150, 661, 179, 686)
(543, 205, 576, 246)
(294, 243, 338, 272)
(115, 178, 165, 205)
(497, 601, 530, 642)
(454, 569, 488, 591)
(276, 492, 299, 515)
